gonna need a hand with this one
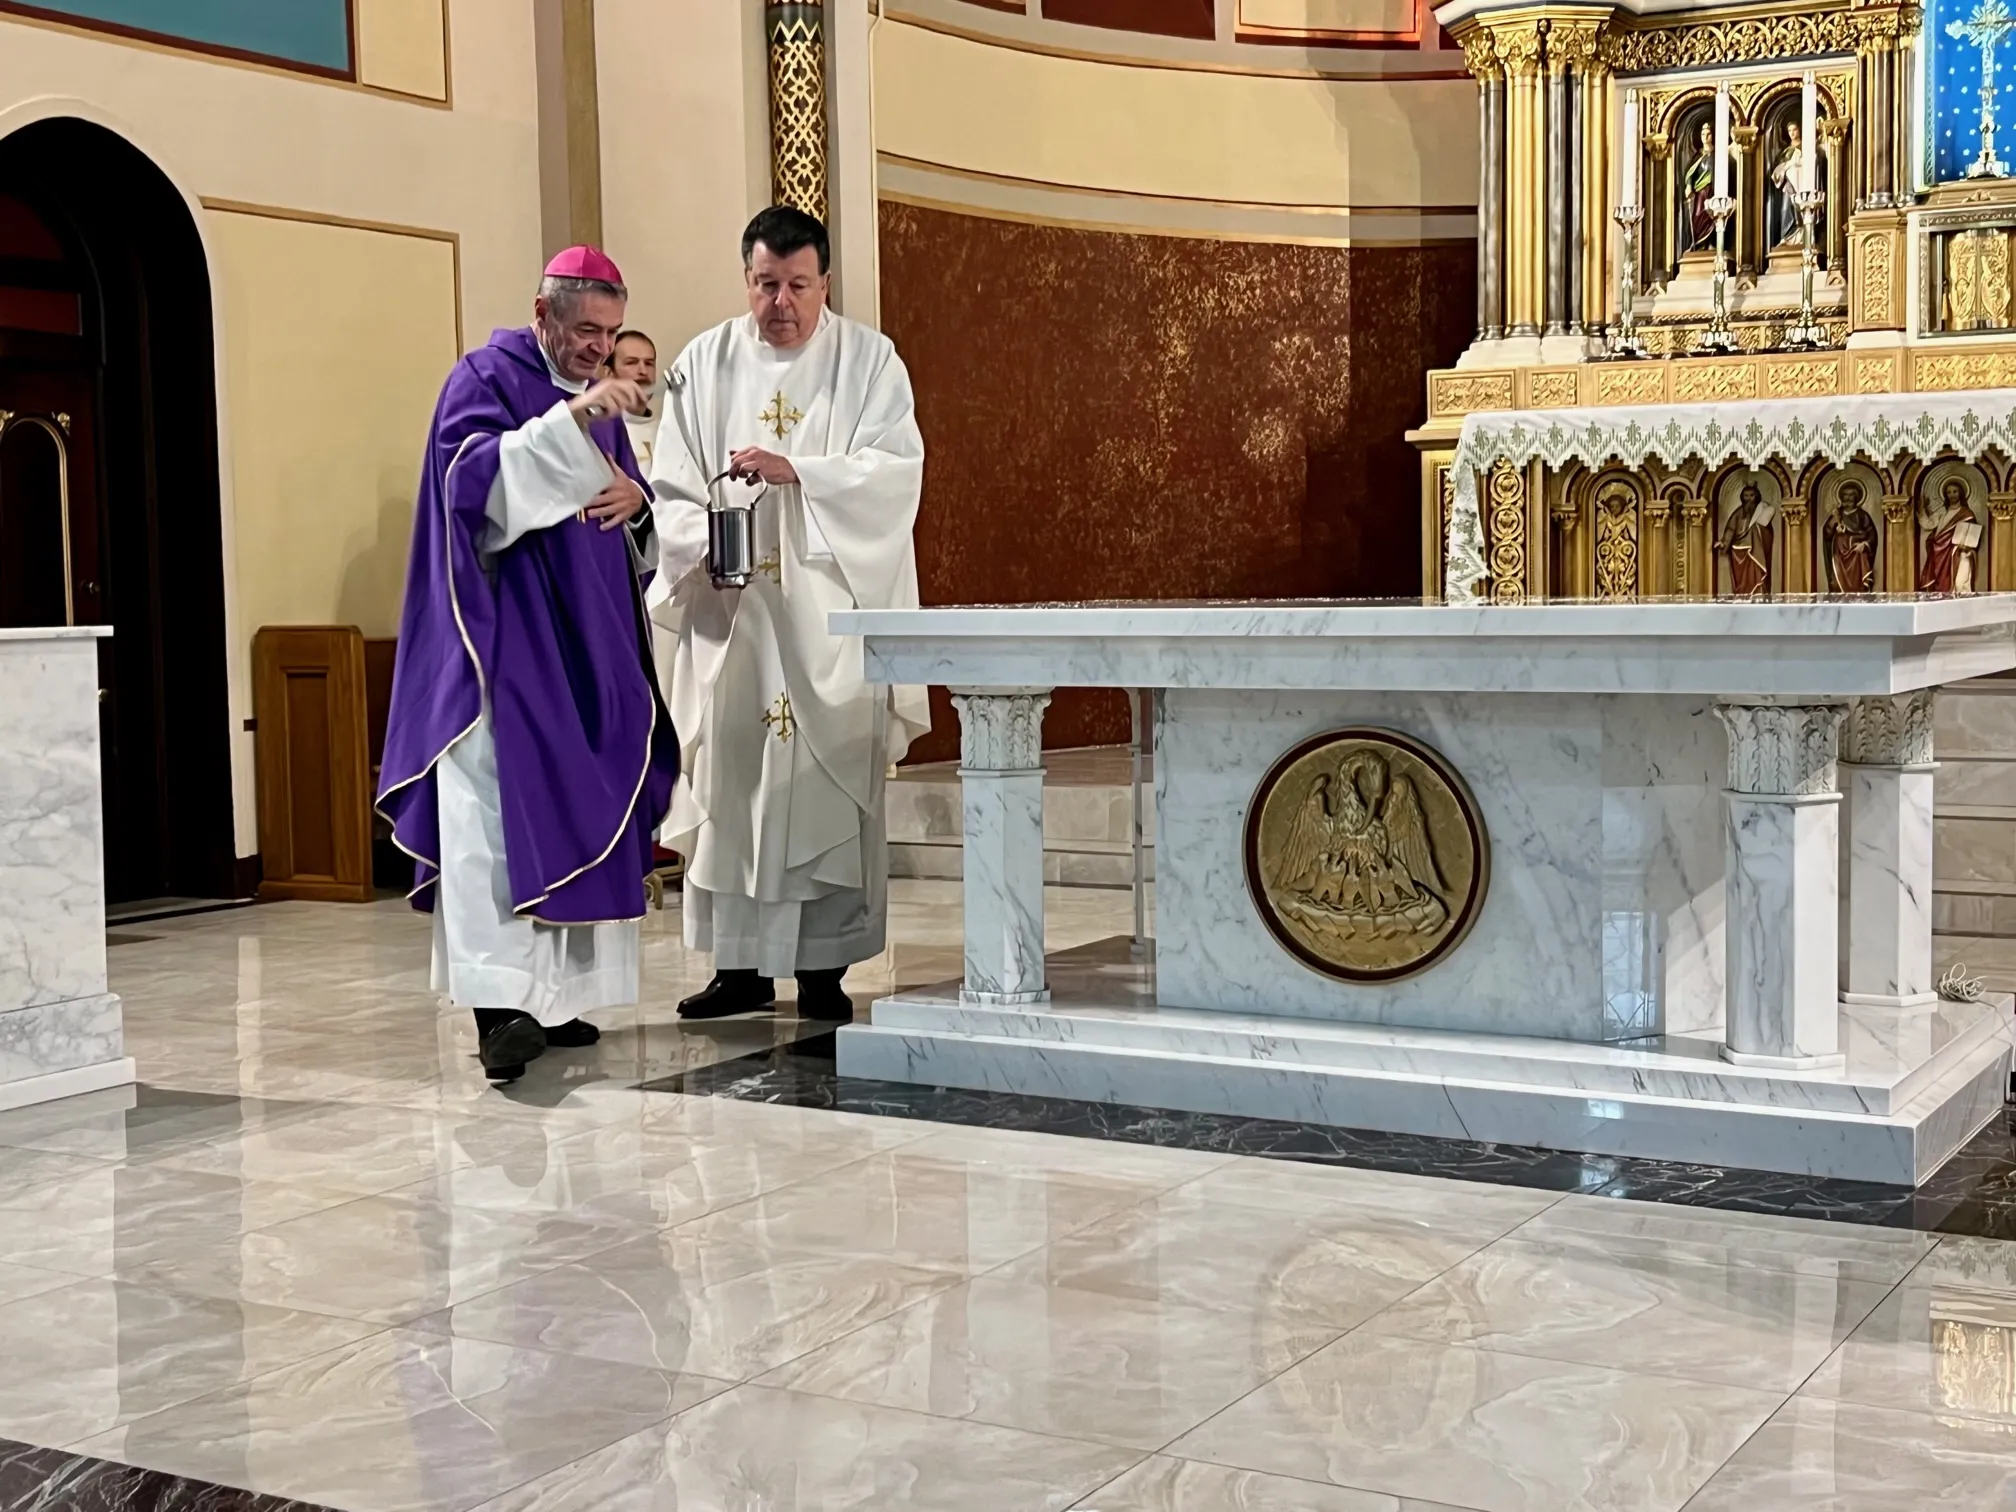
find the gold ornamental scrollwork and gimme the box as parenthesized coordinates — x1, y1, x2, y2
(1765, 360, 1845, 398)
(1487, 460, 1528, 604)
(1855, 355, 1900, 391)
(1594, 485, 1640, 600)
(1608, 10, 1857, 74)
(1547, 19, 1603, 69)
(1245, 728, 1491, 986)
(767, 0, 829, 224)
(1430, 372, 1515, 418)
(1490, 21, 1545, 77)
(1528, 370, 1581, 408)
(1857, 228, 1898, 327)
(1457, 28, 1500, 79)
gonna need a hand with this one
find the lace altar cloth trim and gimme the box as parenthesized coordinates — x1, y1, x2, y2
(1444, 389, 2016, 601)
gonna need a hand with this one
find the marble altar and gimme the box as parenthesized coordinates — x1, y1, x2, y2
(0, 628, 133, 1111)
(835, 597, 2016, 1184)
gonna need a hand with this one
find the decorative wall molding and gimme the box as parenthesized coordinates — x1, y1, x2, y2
(886, 0, 1465, 79)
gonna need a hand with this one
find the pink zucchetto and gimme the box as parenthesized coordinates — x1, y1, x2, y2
(542, 245, 624, 285)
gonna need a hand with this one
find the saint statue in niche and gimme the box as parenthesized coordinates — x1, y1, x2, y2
(1823, 480, 1879, 594)
(1919, 478, 1984, 594)
(1767, 120, 1823, 250)
(1717, 481, 1776, 598)
(1684, 121, 1717, 253)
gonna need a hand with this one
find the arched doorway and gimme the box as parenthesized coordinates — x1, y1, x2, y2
(0, 120, 234, 904)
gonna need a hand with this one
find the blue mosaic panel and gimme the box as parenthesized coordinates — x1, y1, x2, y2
(6, 0, 352, 74)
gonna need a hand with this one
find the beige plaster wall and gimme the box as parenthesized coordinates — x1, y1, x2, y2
(0, 0, 542, 858)
(592, 0, 771, 362)
(874, 19, 1475, 210)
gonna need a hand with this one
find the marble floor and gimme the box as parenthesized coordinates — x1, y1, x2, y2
(0, 886, 2013, 1510)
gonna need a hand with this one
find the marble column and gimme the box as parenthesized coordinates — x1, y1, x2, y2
(1840, 690, 1938, 1008)
(1714, 700, 1848, 1069)
(950, 688, 1052, 1004)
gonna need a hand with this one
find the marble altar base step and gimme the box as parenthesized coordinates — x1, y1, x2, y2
(838, 942, 2016, 1186)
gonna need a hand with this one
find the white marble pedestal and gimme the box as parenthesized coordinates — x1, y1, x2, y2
(0, 629, 134, 1111)
(834, 599, 2016, 1184)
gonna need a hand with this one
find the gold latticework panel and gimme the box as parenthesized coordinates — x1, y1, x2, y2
(769, 14, 828, 223)
(1487, 461, 1528, 605)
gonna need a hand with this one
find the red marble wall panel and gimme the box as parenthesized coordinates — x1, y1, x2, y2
(881, 200, 1473, 760)
(1042, 0, 1216, 39)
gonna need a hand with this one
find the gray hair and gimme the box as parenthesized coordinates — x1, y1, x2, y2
(538, 274, 626, 318)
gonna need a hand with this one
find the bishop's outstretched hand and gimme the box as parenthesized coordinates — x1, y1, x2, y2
(569, 378, 650, 425)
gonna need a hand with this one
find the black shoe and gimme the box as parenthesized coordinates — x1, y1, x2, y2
(795, 969, 853, 1022)
(678, 970, 776, 1020)
(543, 1018, 601, 1048)
(475, 1011, 546, 1082)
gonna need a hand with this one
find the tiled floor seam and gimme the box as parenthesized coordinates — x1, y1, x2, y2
(447, 1382, 739, 1512)
(44, 1319, 403, 1456)
(1074, 1203, 1544, 1503)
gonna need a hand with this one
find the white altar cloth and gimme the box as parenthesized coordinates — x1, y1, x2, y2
(1444, 388, 2016, 600)
(834, 596, 2016, 1183)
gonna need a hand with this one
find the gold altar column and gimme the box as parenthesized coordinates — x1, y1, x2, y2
(1853, 5, 1919, 210)
(1579, 41, 1613, 335)
(1643, 498, 1672, 597)
(1883, 494, 1915, 592)
(1461, 30, 1508, 341)
(1731, 126, 1758, 278)
(1992, 494, 2016, 590)
(1545, 21, 1600, 338)
(767, 0, 829, 222)
(1821, 119, 1852, 271)
(1646, 134, 1672, 284)
(1783, 497, 1813, 595)
(1680, 498, 1711, 596)
(1493, 22, 1546, 338)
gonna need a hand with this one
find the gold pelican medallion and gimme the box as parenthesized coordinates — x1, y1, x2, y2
(1244, 727, 1490, 984)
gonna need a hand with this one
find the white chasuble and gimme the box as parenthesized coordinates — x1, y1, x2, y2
(432, 392, 644, 1026)
(649, 310, 929, 977)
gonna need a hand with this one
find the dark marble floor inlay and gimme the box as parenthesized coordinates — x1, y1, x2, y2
(0, 1438, 339, 1511)
(641, 1033, 2016, 1239)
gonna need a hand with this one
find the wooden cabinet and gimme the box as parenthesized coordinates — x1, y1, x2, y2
(252, 626, 373, 903)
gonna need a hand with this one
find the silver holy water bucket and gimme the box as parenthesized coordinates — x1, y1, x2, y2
(705, 472, 766, 589)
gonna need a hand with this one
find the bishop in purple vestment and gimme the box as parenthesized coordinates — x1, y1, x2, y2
(377, 247, 677, 1081)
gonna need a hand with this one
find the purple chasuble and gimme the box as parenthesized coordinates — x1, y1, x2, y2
(377, 326, 677, 925)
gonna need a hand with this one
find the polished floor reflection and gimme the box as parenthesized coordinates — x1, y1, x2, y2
(0, 889, 2011, 1509)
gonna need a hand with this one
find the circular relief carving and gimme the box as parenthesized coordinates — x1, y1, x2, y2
(1244, 727, 1491, 985)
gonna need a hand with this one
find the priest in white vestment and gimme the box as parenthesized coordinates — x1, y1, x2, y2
(378, 247, 677, 1081)
(648, 206, 929, 1020)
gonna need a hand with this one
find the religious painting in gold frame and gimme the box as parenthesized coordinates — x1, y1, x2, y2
(1244, 727, 1490, 985)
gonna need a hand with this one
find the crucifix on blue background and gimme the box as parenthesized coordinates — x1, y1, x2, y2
(1934, 0, 2016, 181)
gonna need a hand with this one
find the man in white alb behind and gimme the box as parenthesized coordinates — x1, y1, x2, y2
(648, 206, 929, 1021)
